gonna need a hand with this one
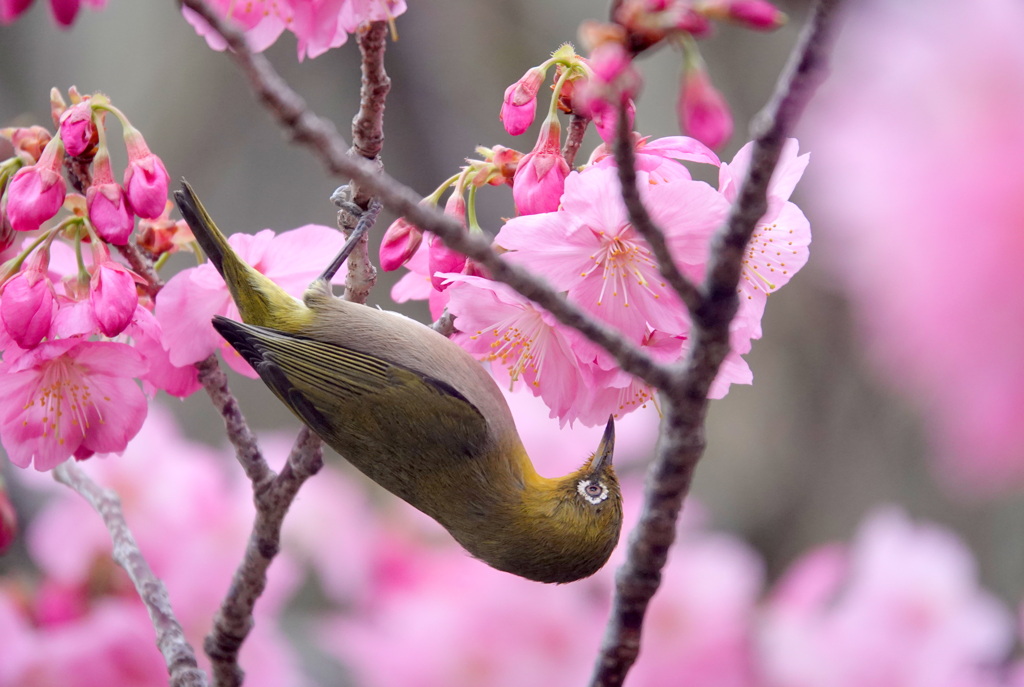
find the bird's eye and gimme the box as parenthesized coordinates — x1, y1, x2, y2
(577, 479, 609, 505)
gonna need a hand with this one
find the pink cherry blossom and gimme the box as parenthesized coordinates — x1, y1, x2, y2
(125, 308, 201, 398)
(182, 0, 407, 61)
(678, 63, 733, 150)
(588, 134, 721, 182)
(717, 138, 811, 339)
(802, 0, 1024, 492)
(446, 274, 591, 424)
(499, 166, 729, 341)
(760, 508, 1014, 687)
(154, 224, 347, 377)
(0, 339, 148, 470)
(181, 0, 288, 53)
(512, 121, 570, 215)
(4, 137, 67, 233)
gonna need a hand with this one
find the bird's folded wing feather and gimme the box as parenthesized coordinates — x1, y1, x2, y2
(212, 316, 489, 456)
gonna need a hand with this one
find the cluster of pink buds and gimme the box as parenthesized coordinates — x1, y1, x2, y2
(576, 0, 785, 149)
(0, 0, 106, 28)
(0, 89, 200, 472)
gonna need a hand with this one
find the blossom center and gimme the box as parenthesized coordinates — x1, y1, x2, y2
(25, 358, 104, 446)
(471, 311, 550, 386)
(741, 220, 789, 295)
(584, 229, 662, 307)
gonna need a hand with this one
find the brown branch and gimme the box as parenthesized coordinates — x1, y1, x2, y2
(117, 241, 164, 298)
(349, 21, 391, 171)
(195, 355, 272, 488)
(562, 113, 590, 167)
(204, 427, 323, 687)
(175, 0, 676, 394)
(53, 462, 208, 687)
(431, 308, 456, 337)
(589, 2, 846, 685)
(337, 21, 390, 303)
(611, 102, 703, 314)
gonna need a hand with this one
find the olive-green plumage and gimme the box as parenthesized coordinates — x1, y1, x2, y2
(174, 182, 622, 583)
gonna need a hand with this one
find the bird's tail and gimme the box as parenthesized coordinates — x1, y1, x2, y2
(174, 180, 307, 331)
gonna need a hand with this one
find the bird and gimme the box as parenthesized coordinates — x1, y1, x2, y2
(172, 181, 623, 583)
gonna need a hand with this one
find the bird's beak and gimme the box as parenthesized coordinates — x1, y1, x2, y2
(591, 416, 616, 471)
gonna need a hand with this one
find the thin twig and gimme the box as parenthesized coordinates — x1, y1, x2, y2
(204, 428, 323, 687)
(53, 462, 208, 687)
(176, 0, 677, 394)
(117, 241, 164, 297)
(195, 355, 272, 488)
(611, 101, 703, 314)
(589, 2, 845, 685)
(338, 22, 390, 302)
(431, 308, 456, 337)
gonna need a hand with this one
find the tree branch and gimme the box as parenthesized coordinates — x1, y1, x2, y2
(204, 427, 324, 687)
(611, 102, 703, 314)
(562, 113, 590, 167)
(589, 2, 845, 685)
(53, 462, 208, 687)
(195, 355, 272, 489)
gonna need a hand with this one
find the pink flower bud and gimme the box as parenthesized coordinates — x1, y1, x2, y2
(0, 0, 33, 24)
(1, 253, 56, 349)
(138, 206, 191, 257)
(1, 125, 52, 162)
(490, 145, 524, 184)
(678, 65, 733, 150)
(428, 234, 467, 292)
(379, 217, 423, 271)
(4, 138, 67, 233)
(58, 100, 97, 157)
(706, 0, 785, 30)
(0, 484, 16, 554)
(50, 0, 83, 26)
(90, 258, 139, 337)
(428, 195, 468, 291)
(87, 183, 134, 245)
(512, 122, 569, 215)
(123, 128, 170, 219)
(500, 68, 544, 136)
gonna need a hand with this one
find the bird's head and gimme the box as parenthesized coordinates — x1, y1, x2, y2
(509, 417, 624, 583)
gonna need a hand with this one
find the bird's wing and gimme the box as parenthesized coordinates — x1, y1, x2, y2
(212, 316, 489, 456)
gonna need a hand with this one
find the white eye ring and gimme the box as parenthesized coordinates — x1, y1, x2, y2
(577, 479, 609, 505)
